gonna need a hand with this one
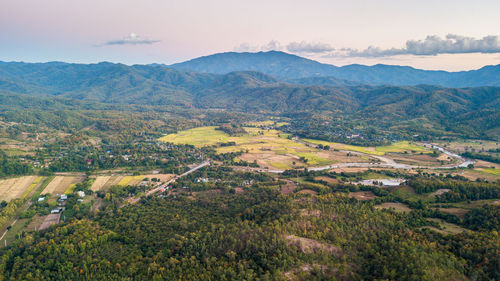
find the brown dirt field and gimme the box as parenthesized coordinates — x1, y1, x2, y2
(316, 150, 371, 163)
(39, 213, 61, 230)
(375, 202, 412, 213)
(314, 176, 339, 184)
(328, 167, 369, 173)
(41, 176, 64, 194)
(5, 176, 37, 201)
(430, 189, 451, 196)
(449, 170, 498, 181)
(280, 179, 297, 194)
(0, 176, 38, 201)
(391, 154, 444, 166)
(90, 176, 111, 192)
(234, 187, 245, 194)
(437, 153, 454, 162)
(438, 208, 469, 218)
(25, 215, 46, 231)
(285, 235, 341, 255)
(239, 152, 297, 169)
(141, 174, 175, 182)
(348, 191, 376, 200)
(43, 176, 79, 195)
(296, 189, 318, 195)
(0, 178, 19, 199)
(102, 175, 123, 189)
(474, 160, 500, 169)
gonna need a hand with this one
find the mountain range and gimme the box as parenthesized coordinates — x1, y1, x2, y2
(0, 59, 498, 139)
(169, 51, 500, 87)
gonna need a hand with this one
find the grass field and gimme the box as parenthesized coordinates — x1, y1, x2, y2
(160, 126, 335, 169)
(477, 168, 500, 176)
(375, 202, 412, 213)
(423, 218, 466, 235)
(159, 126, 230, 146)
(303, 139, 429, 156)
(433, 140, 499, 154)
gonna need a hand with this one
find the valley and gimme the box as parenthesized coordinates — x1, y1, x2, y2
(0, 54, 498, 281)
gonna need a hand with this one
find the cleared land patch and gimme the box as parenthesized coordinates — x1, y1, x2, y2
(348, 191, 376, 200)
(375, 202, 412, 213)
(423, 218, 466, 235)
(285, 235, 341, 255)
(42, 176, 80, 195)
(304, 139, 430, 156)
(90, 176, 112, 191)
(0, 176, 39, 202)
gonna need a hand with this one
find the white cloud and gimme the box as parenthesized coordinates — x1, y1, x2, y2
(100, 33, 160, 46)
(233, 40, 282, 52)
(326, 34, 500, 57)
(286, 41, 334, 53)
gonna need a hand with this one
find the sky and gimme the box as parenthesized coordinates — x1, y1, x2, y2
(1, 0, 500, 71)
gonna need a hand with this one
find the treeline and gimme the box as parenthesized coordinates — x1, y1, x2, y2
(0, 151, 32, 177)
(461, 152, 500, 164)
(408, 178, 500, 202)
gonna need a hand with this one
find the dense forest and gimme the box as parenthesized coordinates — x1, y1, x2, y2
(0, 186, 498, 280)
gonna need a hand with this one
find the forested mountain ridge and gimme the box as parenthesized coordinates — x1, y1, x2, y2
(169, 51, 500, 87)
(0, 61, 499, 139)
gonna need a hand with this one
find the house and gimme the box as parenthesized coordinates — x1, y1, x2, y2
(50, 207, 64, 214)
(60, 194, 67, 200)
(38, 197, 45, 202)
(77, 191, 85, 198)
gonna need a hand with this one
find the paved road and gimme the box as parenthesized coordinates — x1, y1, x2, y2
(128, 160, 210, 204)
(234, 142, 474, 174)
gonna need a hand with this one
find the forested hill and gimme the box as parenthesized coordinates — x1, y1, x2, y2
(0, 61, 499, 139)
(169, 51, 500, 87)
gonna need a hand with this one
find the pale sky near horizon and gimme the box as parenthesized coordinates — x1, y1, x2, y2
(1, 0, 500, 71)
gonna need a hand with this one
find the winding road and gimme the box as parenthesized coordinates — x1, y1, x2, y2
(235, 142, 475, 174)
(128, 160, 210, 203)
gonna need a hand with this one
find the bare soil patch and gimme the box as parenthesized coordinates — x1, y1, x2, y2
(285, 235, 341, 255)
(348, 191, 376, 200)
(438, 208, 469, 218)
(90, 176, 111, 192)
(375, 202, 412, 213)
(296, 189, 318, 195)
(314, 176, 339, 184)
(280, 179, 297, 195)
(39, 213, 61, 230)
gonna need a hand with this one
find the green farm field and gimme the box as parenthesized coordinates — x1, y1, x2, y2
(303, 139, 430, 156)
(160, 126, 350, 169)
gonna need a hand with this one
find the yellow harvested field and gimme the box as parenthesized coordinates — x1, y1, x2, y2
(117, 176, 143, 186)
(90, 176, 111, 191)
(21, 176, 44, 199)
(103, 176, 124, 189)
(141, 174, 175, 182)
(160, 126, 335, 169)
(42, 176, 79, 195)
(0, 176, 38, 202)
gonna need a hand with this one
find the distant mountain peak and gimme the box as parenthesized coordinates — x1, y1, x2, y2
(169, 51, 500, 87)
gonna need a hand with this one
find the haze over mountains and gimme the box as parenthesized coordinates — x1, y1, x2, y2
(170, 51, 500, 87)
